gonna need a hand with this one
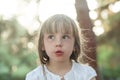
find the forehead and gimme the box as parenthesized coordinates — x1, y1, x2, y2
(42, 18, 74, 34)
(47, 23, 73, 33)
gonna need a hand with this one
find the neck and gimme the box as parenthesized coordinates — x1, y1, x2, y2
(46, 60, 72, 76)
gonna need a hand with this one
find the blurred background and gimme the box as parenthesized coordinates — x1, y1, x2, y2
(0, 0, 120, 80)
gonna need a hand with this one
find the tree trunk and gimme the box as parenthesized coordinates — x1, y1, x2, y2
(75, 0, 100, 80)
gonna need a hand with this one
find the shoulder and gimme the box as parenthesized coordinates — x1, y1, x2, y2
(73, 62, 97, 80)
(25, 65, 44, 80)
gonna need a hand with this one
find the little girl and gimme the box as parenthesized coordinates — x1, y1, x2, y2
(25, 14, 97, 80)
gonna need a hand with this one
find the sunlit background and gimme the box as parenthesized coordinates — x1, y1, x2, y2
(1, 0, 120, 36)
(0, 0, 120, 80)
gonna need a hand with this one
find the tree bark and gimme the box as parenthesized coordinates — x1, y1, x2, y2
(75, 0, 100, 80)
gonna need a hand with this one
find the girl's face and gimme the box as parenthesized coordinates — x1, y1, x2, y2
(43, 32, 75, 63)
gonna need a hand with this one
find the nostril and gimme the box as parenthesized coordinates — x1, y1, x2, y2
(56, 44, 62, 47)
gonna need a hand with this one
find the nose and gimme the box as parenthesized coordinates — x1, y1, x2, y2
(56, 38, 62, 47)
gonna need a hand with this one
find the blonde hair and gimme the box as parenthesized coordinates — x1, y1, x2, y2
(38, 14, 81, 64)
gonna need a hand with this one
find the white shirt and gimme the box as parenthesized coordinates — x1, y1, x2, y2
(25, 61, 97, 80)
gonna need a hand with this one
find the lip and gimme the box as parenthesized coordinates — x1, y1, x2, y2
(55, 50, 64, 56)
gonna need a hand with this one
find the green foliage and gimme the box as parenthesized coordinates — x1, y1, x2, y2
(97, 12, 120, 79)
(0, 18, 38, 80)
(96, 0, 116, 7)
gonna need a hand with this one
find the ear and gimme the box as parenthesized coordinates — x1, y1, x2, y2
(73, 48, 75, 52)
(73, 46, 76, 51)
(41, 42, 45, 51)
(42, 46, 45, 51)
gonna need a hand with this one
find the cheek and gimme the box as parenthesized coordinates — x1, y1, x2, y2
(64, 40, 74, 50)
(65, 40, 74, 47)
(43, 41, 54, 51)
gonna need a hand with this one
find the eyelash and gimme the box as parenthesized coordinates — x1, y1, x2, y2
(47, 35, 70, 40)
(48, 35, 55, 39)
(62, 35, 70, 39)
